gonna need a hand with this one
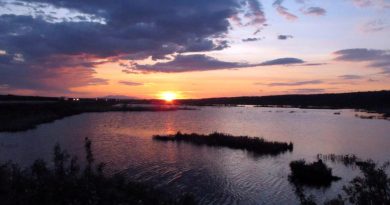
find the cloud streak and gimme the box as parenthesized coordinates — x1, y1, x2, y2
(118, 81, 143, 86)
(338, 75, 364, 80)
(245, 0, 267, 26)
(334, 48, 390, 74)
(126, 54, 305, 73)
(350, 0, 390, 8)
(290, 88, 326, 94)
(273, 0, 298, 21)
(266, 80, 323, 86)
(301, 7, 326, 16)
(259, 58, 304, 66)
(361, 19, 390, 32)
(242, 37, 262, 42)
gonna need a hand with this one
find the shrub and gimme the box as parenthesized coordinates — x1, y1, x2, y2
(289, 159, 341, 187)
(343, 160, 390, 205)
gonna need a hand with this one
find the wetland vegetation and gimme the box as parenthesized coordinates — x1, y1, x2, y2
(154, 132, 293, 156)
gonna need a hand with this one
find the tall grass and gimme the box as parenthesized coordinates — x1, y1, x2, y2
(317, 154, 360, 167)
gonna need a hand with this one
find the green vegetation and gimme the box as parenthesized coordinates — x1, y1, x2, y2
(0, 101, 180, 132)
(289, 159, 341, 187)
(0, 138, 195, 205)
(154, 132, 293, 156)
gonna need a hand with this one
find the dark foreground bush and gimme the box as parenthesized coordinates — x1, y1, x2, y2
(343, 160, 390, 205)
(154, 132, 293, 156)
(293, 159, 390, 205)
(0, 138, 195, 205)
(289, 159, 341, 187)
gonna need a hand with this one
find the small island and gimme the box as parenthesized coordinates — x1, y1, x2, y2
(153, 132, 293, 156)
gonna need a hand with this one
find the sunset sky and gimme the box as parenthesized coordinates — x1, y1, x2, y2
(0, 0, 389, 99)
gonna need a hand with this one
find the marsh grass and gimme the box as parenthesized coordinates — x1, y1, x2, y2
(317, 154, 360, 167)
(153, 132, 293, 156)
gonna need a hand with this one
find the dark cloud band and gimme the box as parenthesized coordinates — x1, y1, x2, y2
(124, 54, 305, 73)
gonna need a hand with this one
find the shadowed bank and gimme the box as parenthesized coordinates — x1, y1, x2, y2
(0, 101, 183, 132)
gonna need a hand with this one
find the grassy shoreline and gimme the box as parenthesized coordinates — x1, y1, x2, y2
(154, 132, 293, 156)
(0, 102, 183, 132)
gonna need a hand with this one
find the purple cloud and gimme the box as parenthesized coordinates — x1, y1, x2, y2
(278, 35, 294, 40)
(273, 0, 298, 21)
(259, 58, 304, 66)
(334, 48, 390, 73)
(0, 0, 263, 94)
(361, 19, 390, 32)
(302, 7, 326, 16)
(245, 0, 267, 26)
(290, 88, 326, 94)
(125, 54, 305, 73)
(350, 0, 390, 8)
(118, 81, 143, 86)
(265, 80, 323, 87)
(338, 75, 364, 80)
(242, 37, 262, 42)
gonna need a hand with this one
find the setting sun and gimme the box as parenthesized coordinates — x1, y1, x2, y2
(159, 91, 178, 102)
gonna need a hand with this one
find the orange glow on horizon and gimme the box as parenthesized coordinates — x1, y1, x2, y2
(65, 60, 390, 99)
(159, 91, 178, 102)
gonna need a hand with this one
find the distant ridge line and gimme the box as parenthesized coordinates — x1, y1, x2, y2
(178, 90, 390, 110)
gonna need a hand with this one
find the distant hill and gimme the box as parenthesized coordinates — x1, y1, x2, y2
(101, 95, 137, 100)
(179, 90, 390, 110)
(0, 94, 136, 102)
(1, 91, 390, 110)
(0, 94, 60, 101)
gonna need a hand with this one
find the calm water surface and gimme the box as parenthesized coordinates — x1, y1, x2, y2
(0, 107, 389, 204)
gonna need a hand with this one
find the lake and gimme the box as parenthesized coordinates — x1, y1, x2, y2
(0, 106, 389, 204)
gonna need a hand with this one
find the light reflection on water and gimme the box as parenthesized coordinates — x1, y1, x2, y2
(0, 107, 389, 204)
